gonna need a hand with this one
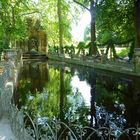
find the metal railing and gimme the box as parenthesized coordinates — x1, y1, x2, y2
(15, 115, 140, 140)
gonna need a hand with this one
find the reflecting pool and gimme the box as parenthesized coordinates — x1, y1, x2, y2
(14, 60, 140, 135)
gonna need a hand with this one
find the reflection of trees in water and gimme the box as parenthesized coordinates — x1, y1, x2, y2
(74, 67, 126, 136)
(59, 68, 65, 122)
(94, 76, 129, 130)
(88, 70, 97, 128)
(75, 67, 140, 130)
(14, 79, 32, 108)
(123, 79, 140, 127)
(75, 67, 98, 128)
(95, 75, 140, 129)
(90, 84, 97, 128)
(16, 61, 140, 135)
(96, 76, 125, 110)
(76, 66, 92, 82)
(17, 64, 87, 121)
(59, 67, 90, 126)
(19, 61, 49, 92)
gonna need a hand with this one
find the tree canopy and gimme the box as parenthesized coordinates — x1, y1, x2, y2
(0, 0, 139, 55)
(96, 0, 135, 44)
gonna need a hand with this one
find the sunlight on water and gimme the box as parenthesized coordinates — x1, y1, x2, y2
(71, 75, 91, 106)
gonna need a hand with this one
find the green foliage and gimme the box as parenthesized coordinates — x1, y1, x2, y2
(77, 41, 86, 48)
(37, 0, 74, 47)
(98, 31, 114, 44)
(76, 41, 86, 55)
(117, 48, 129, 57)
(96, 79, 124, 113)
(0, 40, 9, 52)
(0, 0, 137, 52)
(17, 63, 91, 126)
(96, 0, 135, 45)
(0, 0, 29, 50)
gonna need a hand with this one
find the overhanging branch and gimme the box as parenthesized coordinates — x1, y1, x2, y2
(73, 0, 90, 11)
(20, 11, 39, 16)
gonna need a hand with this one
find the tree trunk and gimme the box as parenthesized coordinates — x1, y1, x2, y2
(89, 0, 97, 55)
(90, 21, 97, 55)
(57, 0, 64, 54)
(73, 0, 97, 55)
(12, 7, 15, 28)
(135, 0, 140, 48)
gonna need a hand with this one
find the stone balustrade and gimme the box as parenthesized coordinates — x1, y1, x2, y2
(0, 61, 33, 140)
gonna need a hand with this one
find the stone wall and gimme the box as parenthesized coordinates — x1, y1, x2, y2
(0, 60, 33, 140)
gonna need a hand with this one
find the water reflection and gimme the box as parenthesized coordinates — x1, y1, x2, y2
(71, 75, 91, 106)
(14, 60, 140, 134)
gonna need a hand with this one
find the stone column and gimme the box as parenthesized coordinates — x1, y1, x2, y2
(100, 49, 107, 63)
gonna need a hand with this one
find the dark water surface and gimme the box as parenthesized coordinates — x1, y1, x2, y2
(14, 60, 140, 134)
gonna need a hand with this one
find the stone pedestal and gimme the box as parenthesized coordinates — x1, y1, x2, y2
(100, 50, 107, 63)
(134, 48, 140, 72)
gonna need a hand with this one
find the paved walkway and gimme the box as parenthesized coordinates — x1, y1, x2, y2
(0, 117, 17, 140)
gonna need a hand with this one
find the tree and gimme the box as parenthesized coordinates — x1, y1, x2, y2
(38, 0, 72, 48)
(97, 0, 135, 42)
(73, 0, 99, 55)
(57, 0, 64, 54)
(0, 0, 36, 50)
(96, 0, 135, 58)
(135, 0, 140, 48)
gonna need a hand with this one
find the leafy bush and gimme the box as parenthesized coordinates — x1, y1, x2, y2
(117, 48, 129, 57)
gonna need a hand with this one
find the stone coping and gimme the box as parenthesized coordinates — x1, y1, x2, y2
(48, 54, 140, 77)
